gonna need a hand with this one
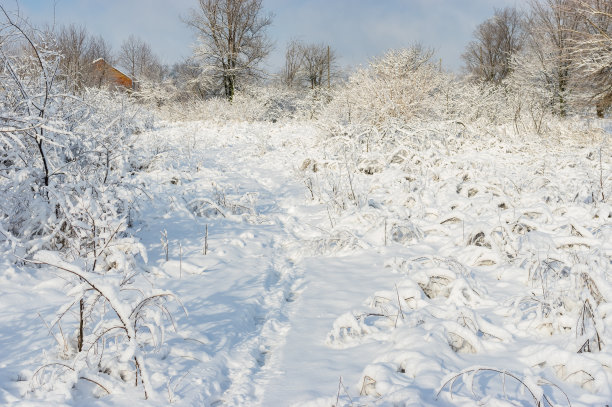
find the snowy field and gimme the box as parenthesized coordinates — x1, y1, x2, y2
(1, 119, 611, 407)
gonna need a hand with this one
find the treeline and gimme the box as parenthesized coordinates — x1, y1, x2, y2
(461, 0, 612, 118)
(1, 0, 611, 120)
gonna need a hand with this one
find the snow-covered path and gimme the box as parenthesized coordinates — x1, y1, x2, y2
(134, 121, 408, 406)
(131, 121, 314, 405)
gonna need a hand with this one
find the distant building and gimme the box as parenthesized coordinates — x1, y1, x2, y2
(92, 58, 133, 91)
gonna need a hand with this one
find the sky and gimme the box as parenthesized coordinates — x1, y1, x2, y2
(9, 0, 527, 73)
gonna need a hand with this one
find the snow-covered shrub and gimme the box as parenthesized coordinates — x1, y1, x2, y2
(0, 13, 146, 246)
(319, 46, 512, 137)
(0, 83, 150, 250)
(0, 10, 173, 400)
(31, 246, 178, 400)
(133, 77, 178, 108)
(323, 47, 446, 130)
(155, 83, 324, 123)
(315, 126, 612, 405)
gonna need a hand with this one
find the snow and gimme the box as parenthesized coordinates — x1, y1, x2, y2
(1, 118, 611, 406)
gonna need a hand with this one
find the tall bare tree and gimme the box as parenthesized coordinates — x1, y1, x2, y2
(49, 24, 115, 92)
(570, 0, 612, 116)
(55, 24, 90, 91)
(301, 42, 336, 89)
(87, 34, 114, 65)
(526, 0, 583, 116)
(83, 34, 115, 88)
(118, 34, 161, 83)
(186, 0, 272, 100)
(280, 40, 337, 89)
(281, 39, 303, 87)
(462, 7, 525, 84)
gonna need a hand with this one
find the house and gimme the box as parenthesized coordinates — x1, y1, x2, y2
(92, 58, 133, 91)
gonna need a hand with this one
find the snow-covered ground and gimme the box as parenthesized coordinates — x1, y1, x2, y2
(1, 119, 611, 406)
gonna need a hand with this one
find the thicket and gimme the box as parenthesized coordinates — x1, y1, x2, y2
(0, 8, 177, 400)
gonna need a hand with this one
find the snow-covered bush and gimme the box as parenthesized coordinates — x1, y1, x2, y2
(0, 10, 174, 400)
(153, 82, 326, 123)
(323, 47, 446, 130)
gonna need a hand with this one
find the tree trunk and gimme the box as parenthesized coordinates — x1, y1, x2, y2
(78, 298, 84, 352)
(228, 74, 235, 101)
(36, 136, 49, 187)
(223, 73, 235, 101)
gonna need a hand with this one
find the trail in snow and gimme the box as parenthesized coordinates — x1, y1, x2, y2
(130, 121, 314, 406)
(132, 120, 407, 406)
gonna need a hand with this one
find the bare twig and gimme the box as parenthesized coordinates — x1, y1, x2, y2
(394, 283, 405, 328)
(436, 367, 572, 407)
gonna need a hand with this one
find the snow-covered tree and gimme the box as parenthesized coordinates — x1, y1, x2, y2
(186, 0, 273, 100)
(524, 0, 584, 116)
(327, 46, 445, 130)
(570, 0, 612, 116)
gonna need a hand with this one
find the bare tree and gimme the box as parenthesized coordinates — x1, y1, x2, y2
(301, 42, 336, 89)
(51, 24, 117, 91)
(55, 24, 90, 91)
(84, 34, 114, 88)
(570, 0, 612, 116)
(281, 39, 303, 87)
(526, 0, 583, 116)
(186, 0, 272, 100)
(462, 7, 525, 84)
(118, 34, 161, 83)
(86, 34, 114, 65)
(280, 40, 337, 89)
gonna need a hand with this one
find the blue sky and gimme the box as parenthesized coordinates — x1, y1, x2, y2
(11, 0, 527, 72)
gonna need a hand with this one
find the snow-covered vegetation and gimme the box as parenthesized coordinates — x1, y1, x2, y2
(1, 1, 611, 406)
